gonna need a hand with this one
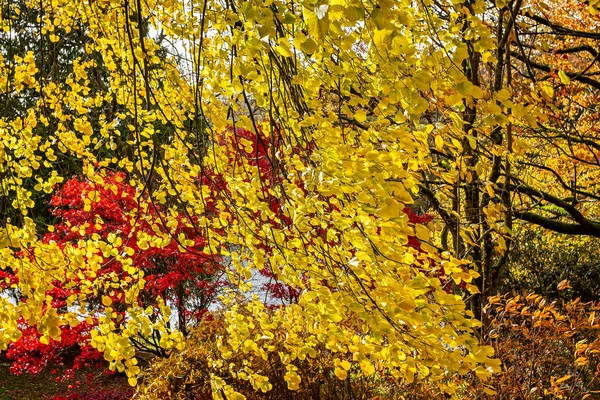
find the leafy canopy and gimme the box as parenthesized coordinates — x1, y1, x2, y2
(0, 0, 509, 397)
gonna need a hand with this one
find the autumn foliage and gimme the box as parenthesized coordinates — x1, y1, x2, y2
(462, 293, 600, 399)
(6, 319, 102, 377)
(3, 170, 224, 378)
(136, 208, 441, 399)
(3, 0, 600, 398)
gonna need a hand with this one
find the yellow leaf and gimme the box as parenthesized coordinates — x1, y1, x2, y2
(334, 367, 348, 380)
(376, 198, 401, 220)
(415, 224, 430, 242)
(133, 47, 145, 61)
(300, 38, 318, 54)
(454, 45, 469, 62)
(435, 135, 444, 151)
(102, 296, 112, 306)
(304, 8, 329, 40)
(410, 95, 429, 114)
(456, 81, 474, 97)
(49, 326, 61, 340)
(466, 284, 480, 294)
(413, 70, 432, 91)
(539, 81, 554, 100)
(483, 385, 497, 395)
(558, 70, 570, 85)
(360, 360, 375, 375)
(541, 40, 550, 52)
(285, 370, 301, 390)
(340, 360, 351, 370)
(354, 109, 367, 123)
(275, 38, 292, 57)
(399, 296, 416, 311)
(467, 136, 477, 149)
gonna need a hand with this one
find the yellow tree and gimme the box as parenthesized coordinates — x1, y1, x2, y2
(503, 0, 600, 235)
(496, 0, 600, 299)
(410, 0, 600, 316)
(0, 0, 510, 397)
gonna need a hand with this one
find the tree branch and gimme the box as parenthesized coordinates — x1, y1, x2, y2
(510, 51, 600, 89)
(508, 182, 588, 225)
(524, 13, 600, 39)
(514, 211, 600, 237)
(555, 45, 599, 58)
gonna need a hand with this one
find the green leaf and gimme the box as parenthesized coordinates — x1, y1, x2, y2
(282, 12, 296, 24)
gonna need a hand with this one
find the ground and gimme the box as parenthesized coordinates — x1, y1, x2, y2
(0, 356, 131, 400)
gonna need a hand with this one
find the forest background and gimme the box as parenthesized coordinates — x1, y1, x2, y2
(1, 0, 600, 398)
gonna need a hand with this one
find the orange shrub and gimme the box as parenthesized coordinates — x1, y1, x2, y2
(464, 293, 600, 399)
